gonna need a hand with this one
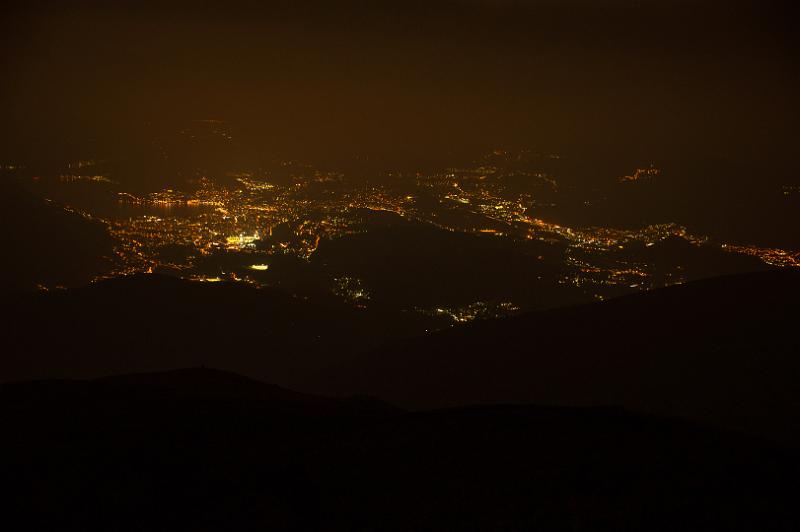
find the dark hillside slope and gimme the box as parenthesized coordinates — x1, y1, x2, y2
(0, 274, 440, 386)
(311, 270, 800, 444)
(0, 178, 113, 290)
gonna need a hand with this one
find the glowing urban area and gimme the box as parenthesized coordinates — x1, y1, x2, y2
(6, 121, 797, 325)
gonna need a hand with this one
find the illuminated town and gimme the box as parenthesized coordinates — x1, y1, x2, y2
(5, 146, 798, 323)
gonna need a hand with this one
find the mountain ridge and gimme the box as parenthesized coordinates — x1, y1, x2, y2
(307, 269, 800, 444)
(2, 365, 798, 531)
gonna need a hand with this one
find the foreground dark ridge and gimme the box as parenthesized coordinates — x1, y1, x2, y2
(1, 273, 439, 385)
(2, 368, 798, 531)
(309, 269, 800, 445)
(1, 367, 396, 416)
(3, 270, 798, 446)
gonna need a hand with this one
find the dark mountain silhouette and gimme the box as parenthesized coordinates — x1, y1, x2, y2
(0, 273, 443, 386)
(2, 367, 395, 418)
(0, 177, 113, 291)
(2, 368, 797, 531)
(309, 269, 800, 445)
(310, 210, 585, 310)
(636, 235, 770, 281)
(5, 268, 799, 447)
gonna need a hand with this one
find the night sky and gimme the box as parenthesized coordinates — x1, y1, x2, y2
(2, 0, 798, 176)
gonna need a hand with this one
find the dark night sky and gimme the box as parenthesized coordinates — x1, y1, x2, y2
(1, 0, 798, 176)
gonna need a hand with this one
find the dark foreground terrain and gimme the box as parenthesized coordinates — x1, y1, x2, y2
(2, 367, 798, 532)
(312, 269, 800, 446)
(2, 270, 799, 530)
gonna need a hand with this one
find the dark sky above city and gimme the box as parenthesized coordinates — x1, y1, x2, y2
(1, 0, 798, 175)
